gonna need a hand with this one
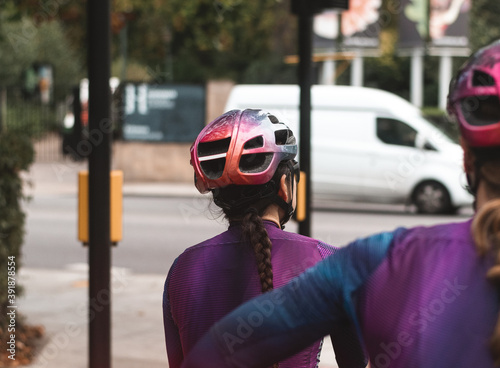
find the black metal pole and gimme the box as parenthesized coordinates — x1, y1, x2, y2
(0, 89, 3, 134)
(0, 88, 6, 133)
(297, 11, 314, 237)
(70, 86, 83, 159)
(87, 0, 112, 367)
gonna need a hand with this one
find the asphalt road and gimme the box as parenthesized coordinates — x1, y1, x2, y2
(22, 195, 474, 275)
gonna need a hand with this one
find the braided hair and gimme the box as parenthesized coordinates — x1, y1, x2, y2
(212, 161, 293, 368)
(214, 160, 293, 290)
(213, 161, 295, 368)
(241, 208, 275, 293)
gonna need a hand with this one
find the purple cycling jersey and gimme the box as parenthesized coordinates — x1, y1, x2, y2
(359, 219, 497, 368)
(181, 220, 500, 368)
(163, 220, 365, 368)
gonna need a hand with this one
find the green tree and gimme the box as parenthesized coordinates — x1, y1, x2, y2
(470, 0, 500, 51)
(11, 0, 500, 87)
(122, 0, 291, 82)
(0, 17, 82, 98)
(14, 0, 295, 83)
(0, 19, 37, 88)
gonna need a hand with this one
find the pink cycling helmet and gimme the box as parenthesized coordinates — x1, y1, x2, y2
(448, 40, 500, 147)
(190, 109, 297, 194)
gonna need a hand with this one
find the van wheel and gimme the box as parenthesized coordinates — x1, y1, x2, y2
(412, 181, 453, 214)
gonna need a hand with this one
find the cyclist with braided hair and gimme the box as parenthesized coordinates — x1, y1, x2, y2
(163, 109, 365, 368)
(181, 40, 500, 368)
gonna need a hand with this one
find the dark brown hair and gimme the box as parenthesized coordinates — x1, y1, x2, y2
(470, 149, 500, 365)
(241, 208, 275, 293)
(213, 162, 293, 368)
(214, 161, 293, 292)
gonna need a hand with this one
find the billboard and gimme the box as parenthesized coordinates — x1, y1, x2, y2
(313, 0, 382, 51)
(122, 84, 205, 142)
(398, 0, 470, 49)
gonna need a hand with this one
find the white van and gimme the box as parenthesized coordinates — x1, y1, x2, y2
(225, 84, 473, 214)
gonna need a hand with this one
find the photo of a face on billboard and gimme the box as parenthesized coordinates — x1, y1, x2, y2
(313, 0, 382, 50)
(399, 0, 470, 48)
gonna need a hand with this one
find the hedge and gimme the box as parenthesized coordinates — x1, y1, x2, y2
(0, 129, 34, 334)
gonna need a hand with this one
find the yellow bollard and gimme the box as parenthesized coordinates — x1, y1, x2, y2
(78, 170, 123, 245)
(295, 171, 307, 222)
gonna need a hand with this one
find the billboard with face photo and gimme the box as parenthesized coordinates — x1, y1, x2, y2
(430, 0, 470, 47)
(313, 0, 382, 51)
(399, 0, 470, 49)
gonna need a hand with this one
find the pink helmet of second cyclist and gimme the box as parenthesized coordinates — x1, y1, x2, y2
(190, 109, 297, 193)
(448, 40, 500, 147)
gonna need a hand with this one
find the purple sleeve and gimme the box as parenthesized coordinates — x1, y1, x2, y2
(163, 259, 184, 368)
(317, 240, 367, 368)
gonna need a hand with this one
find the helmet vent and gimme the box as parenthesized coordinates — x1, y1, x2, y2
(268, 114, 279, 124)
(472, 70, 495, 86)
(239, 153, 273, 173)
(275, 129, 295, 145)
(198, 137, 231, 157)
(461, 95, 500, 126)
(200, 158, 226, 179)
(244, 136, 264, 149)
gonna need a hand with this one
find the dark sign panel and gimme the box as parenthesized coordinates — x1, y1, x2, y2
(398, 0, 470, 49)
(398, 0, 427, 48)
(291, 0, 349, 15)
(122, 84, 205, 142)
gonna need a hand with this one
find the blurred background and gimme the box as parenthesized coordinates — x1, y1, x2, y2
(1, 0, 499, 161)
(1, 0, 500, 367)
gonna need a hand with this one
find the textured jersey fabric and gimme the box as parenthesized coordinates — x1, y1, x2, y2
(181, 219, 500, 368)
(358, 219, 497, 368)
(163, 220, 364, 368)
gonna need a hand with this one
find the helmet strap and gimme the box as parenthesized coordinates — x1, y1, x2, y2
(466, 172, 478, 211)
(273, 161, 296, 229)
(273, 195, 294, 229)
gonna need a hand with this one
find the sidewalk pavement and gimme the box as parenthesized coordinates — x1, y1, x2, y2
(20, 265, 168, 368)
(17, 161, 339, 368)
(22, 161, 201, 199)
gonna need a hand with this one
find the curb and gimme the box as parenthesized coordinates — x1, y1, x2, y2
(23, 162, 201, 199)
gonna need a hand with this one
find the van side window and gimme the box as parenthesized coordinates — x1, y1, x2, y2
(376, 118, 417, 147)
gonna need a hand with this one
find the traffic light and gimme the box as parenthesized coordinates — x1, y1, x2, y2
(291, 0, 349, 15)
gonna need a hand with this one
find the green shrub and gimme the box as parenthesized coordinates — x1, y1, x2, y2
(0, 130, 34, 334)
